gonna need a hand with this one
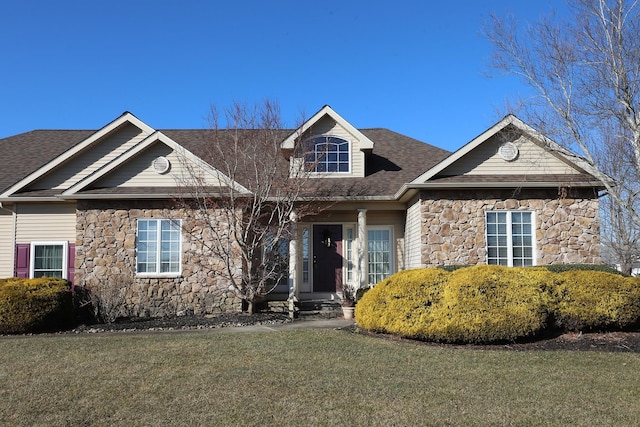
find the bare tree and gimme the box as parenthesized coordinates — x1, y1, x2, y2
(173, 100, 335, 313)
(486, 0, 640, 222)
(597, 132, 640, 273)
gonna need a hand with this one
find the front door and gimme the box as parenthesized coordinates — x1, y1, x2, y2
(312, 225, 343, 292)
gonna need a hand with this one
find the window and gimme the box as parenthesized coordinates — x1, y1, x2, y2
(346, 226, 355, 283)
(136, 219, 181, 274)
(486, 211, 534, 266)
(368, 227, 393, 285)
(306, 136, 350, 173)
(302, 227, 310, 284)
(30, 242, 67, 279)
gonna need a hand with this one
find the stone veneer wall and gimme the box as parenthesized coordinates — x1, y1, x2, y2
(420, 188, 601, 266)
(75, 200, 242, 318)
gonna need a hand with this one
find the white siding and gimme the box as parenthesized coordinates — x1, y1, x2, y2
(15, 203, 76, 242)
(441, 132, 578, 176)
(93, 142, 226, 188)
(404, 199, 423, 269)
(0, 207, 15, 277)
(28, 124, 149, 191)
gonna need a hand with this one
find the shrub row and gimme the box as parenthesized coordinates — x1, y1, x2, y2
(0, 278, 73, 334)
(355, 265, 640, 343)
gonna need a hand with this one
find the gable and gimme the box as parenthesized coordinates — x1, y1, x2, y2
(1, 112, 154, 197)
(27, 123, 149, 191)
(437, 125, 580, 177)
(1, 112, 248, 200)
(281, 106, 375, 178)
(409, 115, 602, 187)
(89, 140, 228, 189)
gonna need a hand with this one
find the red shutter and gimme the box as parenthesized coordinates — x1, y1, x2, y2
(14, 244, 30, 278)
(67, 243, 75, 288)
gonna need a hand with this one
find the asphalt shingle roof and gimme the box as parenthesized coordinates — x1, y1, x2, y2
(0, 128, 451, 198)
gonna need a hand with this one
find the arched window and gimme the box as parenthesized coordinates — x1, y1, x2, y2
(305, 136, 350, 173)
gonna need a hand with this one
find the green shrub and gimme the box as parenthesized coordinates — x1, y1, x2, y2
(0, 278, 73, 334)
(541, 264, 627, 276)
(355, 268, 450, 338)
(428, 265, 555, 343)
(552, 271, 640, 331)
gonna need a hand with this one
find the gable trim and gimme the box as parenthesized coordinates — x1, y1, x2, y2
(409, 114, 601, 184)
(61, 131, 250, 196)
(0, 112, 155, 198)
(280, 105, 374, 150)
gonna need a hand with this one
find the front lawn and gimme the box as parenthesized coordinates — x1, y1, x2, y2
(1, 329, 638, 426)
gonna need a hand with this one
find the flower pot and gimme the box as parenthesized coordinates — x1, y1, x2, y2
(341, 306, 355, 320)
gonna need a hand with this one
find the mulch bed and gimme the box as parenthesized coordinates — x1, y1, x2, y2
(20, 313, 640, 352)
(67, 312, 291, 334)
(353, 327, 640, 352)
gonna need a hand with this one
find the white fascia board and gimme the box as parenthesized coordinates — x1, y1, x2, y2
(62, 131, 250, 196)
(0, 112, 155, 198)
(280, 105, 374, 150)
(0, 197, 61, 202)
(58, 193, 225, 200)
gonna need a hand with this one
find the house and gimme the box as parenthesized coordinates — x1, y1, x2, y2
(0, 106, 603, 317)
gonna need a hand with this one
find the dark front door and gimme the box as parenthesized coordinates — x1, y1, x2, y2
(313, 225, 343, 292)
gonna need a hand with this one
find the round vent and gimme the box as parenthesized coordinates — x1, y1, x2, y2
(152, 156, 171, 174)
(498, 142, 519, 161)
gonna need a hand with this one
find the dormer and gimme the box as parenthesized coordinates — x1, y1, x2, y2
(281, 105, 374, 178)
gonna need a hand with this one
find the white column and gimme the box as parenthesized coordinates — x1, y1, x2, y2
(288, 211, 298, 318)
(357, 209, 368, 289)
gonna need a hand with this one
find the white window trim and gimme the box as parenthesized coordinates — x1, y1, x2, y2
(305, 134, 352, 175)
(485, 210, 536, 267)
(343, 223, 357, 285)
(30, 241, 68, 280)
(367, 225, 395, 286)
(136, 219, 182, 277)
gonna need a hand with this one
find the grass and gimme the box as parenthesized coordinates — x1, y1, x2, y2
(1, 329, 639, 426)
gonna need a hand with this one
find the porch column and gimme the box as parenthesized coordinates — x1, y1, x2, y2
(357, 209, 368, 289)
(288, 211, 298, 319)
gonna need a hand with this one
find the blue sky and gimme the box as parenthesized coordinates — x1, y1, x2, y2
(1, 0, 563, 151)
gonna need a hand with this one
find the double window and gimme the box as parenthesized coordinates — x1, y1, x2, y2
(486, 211, 535, 266)
(136, 219, 181, 275)
(305, 136, 350, 173)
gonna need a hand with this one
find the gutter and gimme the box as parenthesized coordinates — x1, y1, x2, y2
(395, 181, 604, 201)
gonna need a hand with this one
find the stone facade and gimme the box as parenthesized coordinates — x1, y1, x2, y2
(419, 188, 601, 266)
(75, 200, 242, 318)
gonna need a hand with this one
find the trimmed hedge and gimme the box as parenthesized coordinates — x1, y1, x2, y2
(553, 271, 640, 331)
(428, 266, 555, 343)
(541, 264, 627, 276)
(0, 277, 73, 334)
(356, 265, 640, 343)
(355, 268, 450, 338)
